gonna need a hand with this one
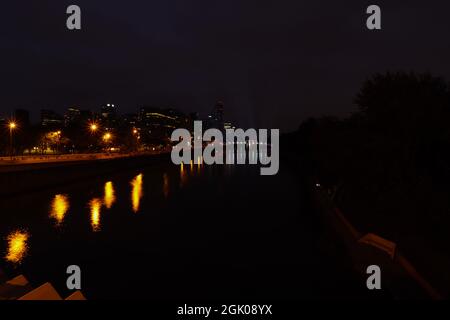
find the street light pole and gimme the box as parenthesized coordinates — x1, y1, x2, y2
(9, 122, 16, 160)
(132, 128, 140, 152)
(103, 132, 112, 153)
(90, 123, 99, 153)
(57, 131, 61, 155)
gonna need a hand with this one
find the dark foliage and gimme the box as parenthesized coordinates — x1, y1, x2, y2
(294, 72, 450, 254)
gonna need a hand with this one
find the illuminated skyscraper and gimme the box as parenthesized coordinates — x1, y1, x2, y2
(41, 109, 64, 128)
(101, 103, 118, 129)
(64, 107, 81, 126)
(208, 101, 225, 131)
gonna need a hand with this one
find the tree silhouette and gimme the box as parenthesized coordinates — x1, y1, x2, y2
(293, 71, 450, 247)
(355, 72, 450, 184)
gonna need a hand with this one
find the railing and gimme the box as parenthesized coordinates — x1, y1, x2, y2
(313, 181, 443, 299)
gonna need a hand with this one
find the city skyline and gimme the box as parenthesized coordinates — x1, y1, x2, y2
(0, 102, 231, 128)
(0, 100, 238, 157)
(3, 1, 450, 132)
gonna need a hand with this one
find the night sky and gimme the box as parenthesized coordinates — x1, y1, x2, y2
(1, 1, 450, 131)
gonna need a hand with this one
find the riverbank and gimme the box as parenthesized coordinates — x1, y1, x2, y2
(0, 151, 169, 172)
(0, 152, 171, 197)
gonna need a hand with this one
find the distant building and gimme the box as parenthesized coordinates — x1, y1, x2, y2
(207, 101, 225, 131)
(79, 109, 94, 123)
(121, 113, 138, 127)
(101, 103, 117, 119)
(64, 107, 81, 126)
(139, 107, 189, 141)
(224, 121, 235, 130)
(41, 109, 64, 127)
(101, 103, 118, 129)
(140, 107, 187, 128)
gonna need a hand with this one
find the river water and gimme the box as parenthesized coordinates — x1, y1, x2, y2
(0, 158, 370, 299)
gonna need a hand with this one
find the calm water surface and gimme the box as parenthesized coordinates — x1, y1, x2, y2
(0, 159, 368, 299)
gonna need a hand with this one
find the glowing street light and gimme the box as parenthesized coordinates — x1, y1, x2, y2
(103, 133, 112, 142)
(103, 132, 112, 147)
(90, 123, 98, 133)
(8, 121, 17, 159)
(88, 123, 99, 153)
(102, 132, 113, 153)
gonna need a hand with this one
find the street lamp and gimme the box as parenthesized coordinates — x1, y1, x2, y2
(103, 133, 112, 142)
(88, 123, 99, 153)
(56, 131, 62, 154)
(8, 122, 17, 159)
(132, 128, 140, 152)
(103, 132, 113, 153)
(90, 124, 98, 133)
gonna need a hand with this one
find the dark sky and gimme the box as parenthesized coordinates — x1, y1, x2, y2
(1, 1, 450, 131)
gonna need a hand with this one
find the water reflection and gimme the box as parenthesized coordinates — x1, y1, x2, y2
(259, 147, 269, 164)
(226, 147, 235, 164)
(5, 230, 29, 265)
(249, 148, 258, 164)
(237, 150, 245, 164)
(163, 173, 170, 199)
(197, 156, 203, 170)
(89, 198, 102, 232)
(180, 163, 187, 187)
(104, 181, 116, 209)
(131, 174, 143, 213)
(50, 194, 70, 227)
